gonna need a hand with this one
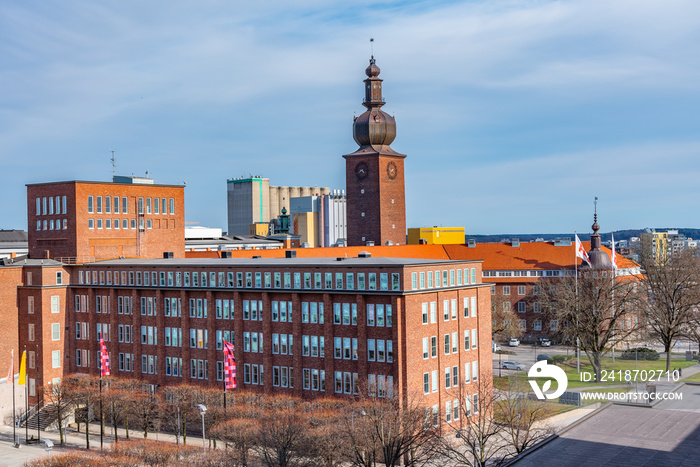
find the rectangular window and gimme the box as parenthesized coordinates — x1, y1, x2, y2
(51, 323, 60, 341)
(422, 303, 428, 324)
(88, 196, 94, 213)
(431, 336, 437, 357)
(472, 329, 478, 349)
(52, 350, 61, 368)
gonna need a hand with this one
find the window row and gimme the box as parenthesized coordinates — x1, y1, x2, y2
(243, 364, 263, 385)
(422, 297, 477, 324)
(367, 339, 393, 363)
(190, 359, 208, 379)
(518, 319, 559, 332)
(36, 196, 67, 216)
(302, 368, 326, 391)
(243, 332, 263, 353)
(423, 362, 477, 395)
(411, 268, 478, 290)
(271, 366, 294, 388)
(87, 196, 174, 216)
(302, 335, 324, 358)
(367, 374, 394, 398)
(271, 334, 293, 355)
(37, 219, 68, 231)
(422, 330, 477, 358)
(77, 270, 401, 292)
(334, 371, 359, 395)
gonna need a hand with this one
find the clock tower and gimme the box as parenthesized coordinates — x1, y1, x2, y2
(343, 56, 406, 246)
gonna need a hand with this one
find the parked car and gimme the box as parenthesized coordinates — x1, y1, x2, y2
(492, 343, 502, 352)
(502, 361, 526, 371)
(536, 354, 551, 362)
(509, 338, 520, 347)
(539, 338, 552, 347)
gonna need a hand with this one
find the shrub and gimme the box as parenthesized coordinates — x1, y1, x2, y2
(549, 355, 571, 365)
(620, 348, 659, 360)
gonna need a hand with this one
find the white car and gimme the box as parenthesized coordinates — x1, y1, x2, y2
(502, 361, 526, 371)
(509, 338, 520, 347)
(492, 344, 502, 352)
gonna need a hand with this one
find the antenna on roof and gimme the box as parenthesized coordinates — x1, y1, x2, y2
(110, 150, 116, 177)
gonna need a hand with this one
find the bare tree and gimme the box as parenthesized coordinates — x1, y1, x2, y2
(540, 271, 638, 382)
(63, 375, 100, 449)
(495, 384, 553, 455)
(41, 379, 77, 446)
(340, 385, 440, 467)
(212, 413, 262, 466)
(491, 292, 522, 343)
(437, 378, 509, 467)
(129, 385, 162, 439)
(302, 399, 350, 467)
(638, 250, 700, 372)
(253, 394, 308, 467)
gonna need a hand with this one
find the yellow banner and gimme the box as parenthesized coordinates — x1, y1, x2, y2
(18, 351, 26, 386)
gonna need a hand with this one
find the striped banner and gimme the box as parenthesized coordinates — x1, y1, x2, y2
(99, 333, 110, 377)
(223, 340, 236, 390)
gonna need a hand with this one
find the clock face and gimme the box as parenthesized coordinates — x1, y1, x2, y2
(387, 161, 397, 179)
(355, 162, 369, 180)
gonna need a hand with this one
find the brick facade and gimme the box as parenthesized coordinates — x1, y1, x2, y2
(12, 256, 491, 417)
(27, 180, 185, 261)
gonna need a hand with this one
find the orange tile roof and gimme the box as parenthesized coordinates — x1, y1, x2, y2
(184, 241, 639, 270)
(443, 242, 638, 270)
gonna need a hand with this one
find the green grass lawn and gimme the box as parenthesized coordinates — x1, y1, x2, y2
(494, 356, 697, 391)
(492, 399, 577, 424)
(682, 372, 700, 383)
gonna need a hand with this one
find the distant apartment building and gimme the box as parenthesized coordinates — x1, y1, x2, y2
(226, 177, 331, 236)
(640, 229, 697, 264)
(27, 176, 185, 261)
(290, 191, 347, 248)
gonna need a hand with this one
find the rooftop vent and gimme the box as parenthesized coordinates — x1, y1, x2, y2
(336, 257, 347, 261)
(512, 238, 520, 247)
(385, 241, 393, 246)
(358, 251, 372, 258)
(467, 239, 476, 248)
(554, 238, 572, 246)
(252, 255, 261, 259)
(221, 251, 232, 259)
(163, 252, 174, 259)
(366, 241, 375, 247)
(419, 239, 428, 245)
(285, 250, 297, 258)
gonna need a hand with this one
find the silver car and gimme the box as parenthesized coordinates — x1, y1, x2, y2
(502, 361, 526, 371)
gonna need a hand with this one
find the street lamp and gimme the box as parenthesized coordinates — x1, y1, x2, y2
(198, 404, 207, 452)
(43, 439, 53, 457)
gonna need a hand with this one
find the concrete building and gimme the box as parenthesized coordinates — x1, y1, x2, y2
(27, 177, 185, 261)
(290, 191, 347, 248)
(226, 177, 331, 236)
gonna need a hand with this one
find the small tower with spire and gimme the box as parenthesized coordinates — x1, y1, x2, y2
(584, 197, 613, 269)
(343, 50, 407, 247)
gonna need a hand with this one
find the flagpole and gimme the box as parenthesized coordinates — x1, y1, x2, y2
(611, 234, 616, 364)
(575, 232, 580, 374)
(24, 346, 28, 445)
(99, 332, 104, 450)
(12, 350, 17, 448)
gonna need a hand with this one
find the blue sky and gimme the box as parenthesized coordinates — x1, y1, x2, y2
(2, 0, 700, 235)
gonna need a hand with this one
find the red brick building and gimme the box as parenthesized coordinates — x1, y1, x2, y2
(27, 177, 185, 261)
(5, 254, 491, 428)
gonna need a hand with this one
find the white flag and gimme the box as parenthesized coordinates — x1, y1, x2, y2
(575, 234, 591, 266)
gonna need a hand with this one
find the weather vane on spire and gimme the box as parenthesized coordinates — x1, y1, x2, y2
(370, 37, 374, 58)
(594, 196, 598, 223)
